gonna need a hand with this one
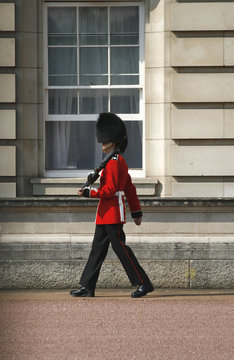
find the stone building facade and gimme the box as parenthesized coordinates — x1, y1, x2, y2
(0, 0, 234, 289)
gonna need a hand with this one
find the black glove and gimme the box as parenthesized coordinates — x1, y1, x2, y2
(83, 188, 90, 198)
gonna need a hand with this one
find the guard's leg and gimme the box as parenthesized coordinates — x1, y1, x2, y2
(79, 225, 110, 290)
(106, 224, 151, 286)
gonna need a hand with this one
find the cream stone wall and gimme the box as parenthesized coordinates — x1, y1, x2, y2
(0, 146, 16, 176)
(172, 106, 234, 140)
(146, 0, 234, 196)
(171, 107, 224, 139)
(0, 110, 16, 139)
(171, 3, 234, 31)
(0, 3, 16, 198)
(0, 74, 15, 103)
(172, 73, 234, 103)
(0, 0, 234, 199)
(171, 32, 234, 67)
(0, 183, 16, 197)
(172, 178, 234, 198)
(168, 1, 234, 197)
(0, 38, 15, 66)
(224, 36, 234, 66)
(171, 34, 223, 67)
(172, 146, 234, 177)
(0, 3, 15, 31)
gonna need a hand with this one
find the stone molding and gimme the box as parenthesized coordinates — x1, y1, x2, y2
(30, 178, 158, 196)
(2, 197, 234, 209)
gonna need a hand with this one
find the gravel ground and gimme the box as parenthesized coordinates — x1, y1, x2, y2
(0, 289, 233, 360)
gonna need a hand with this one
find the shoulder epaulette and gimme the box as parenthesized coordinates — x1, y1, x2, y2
(112, 154, 119, 161)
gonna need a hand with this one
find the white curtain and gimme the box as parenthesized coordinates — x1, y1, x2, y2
(46, 121, 103, 170)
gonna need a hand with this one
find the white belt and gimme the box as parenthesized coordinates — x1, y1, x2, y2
(115, 191, 124, 222)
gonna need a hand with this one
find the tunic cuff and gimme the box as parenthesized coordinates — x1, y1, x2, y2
(131, 210, 142, 218)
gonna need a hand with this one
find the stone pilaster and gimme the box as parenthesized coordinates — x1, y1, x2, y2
(0, 3, 16, 197)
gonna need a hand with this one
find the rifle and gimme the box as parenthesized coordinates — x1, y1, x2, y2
(82, 148, 120, 188)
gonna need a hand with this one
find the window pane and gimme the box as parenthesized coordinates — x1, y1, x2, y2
(79, 75, 108, 86)
(123, 121, 142, 169)
(111, 47, 139, 76)
(48, 35, 76, 46)
(111, 75, 139, 86)
(110, 7, 139, 45)
(48, 7, 76, 46)
(80, 47, 108, 85)
(46, 121, 102, 170)
(46, 121, 142, 170)
(49, 89, 77, 114)
(79, 90, 108, 114)
(79, 7, 108, 45)
(48, 7, 76, 33)
(111, 89, 139, 114)
(48, 47, 77, 86)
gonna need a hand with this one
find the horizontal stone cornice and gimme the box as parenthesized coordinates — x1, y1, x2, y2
(1, 197, 234, 211)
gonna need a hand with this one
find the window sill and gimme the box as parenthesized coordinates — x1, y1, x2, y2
(30, 177, 158, 196)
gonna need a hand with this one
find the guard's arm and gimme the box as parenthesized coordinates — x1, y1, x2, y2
(124, 174, 142, 219)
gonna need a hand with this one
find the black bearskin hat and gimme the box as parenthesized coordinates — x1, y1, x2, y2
(96, 113, 128, 153)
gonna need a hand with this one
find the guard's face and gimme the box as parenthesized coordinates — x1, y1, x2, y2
(102, 142, 115, 154)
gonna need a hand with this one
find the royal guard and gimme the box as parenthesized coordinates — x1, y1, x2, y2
(70, 113, 154, 298)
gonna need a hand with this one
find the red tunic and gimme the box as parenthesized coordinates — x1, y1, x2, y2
(89, 154, 142, 224)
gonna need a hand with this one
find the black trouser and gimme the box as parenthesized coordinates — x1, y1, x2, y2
(80, 224, 150, 289)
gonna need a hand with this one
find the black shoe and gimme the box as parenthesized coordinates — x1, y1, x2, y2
(70, 287, 95, 297)
(131, 282, 154, 298)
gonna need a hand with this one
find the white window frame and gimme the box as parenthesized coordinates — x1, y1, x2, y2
(43, 1, 145, 178)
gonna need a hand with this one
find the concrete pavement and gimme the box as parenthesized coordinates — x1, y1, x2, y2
(0, 289, 234, 360)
